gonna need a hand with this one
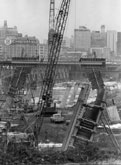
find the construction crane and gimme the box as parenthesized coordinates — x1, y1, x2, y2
(48, 0, 55, 58)
(46, 0, 55, 104)
(49, 0, 55, 32)
(24, 0, 71, 144)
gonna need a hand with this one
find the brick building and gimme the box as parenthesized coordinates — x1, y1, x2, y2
(0, 20, 39, 60)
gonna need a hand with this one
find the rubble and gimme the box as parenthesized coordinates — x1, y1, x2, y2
(0, 142, 119, 165)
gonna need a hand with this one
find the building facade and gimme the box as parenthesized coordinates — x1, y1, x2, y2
(39, 43, 48, 61)
(91, 26, 107, 48)
(117, 32, 121, 56)
(107, 30, 117, 56)
(74, 26, 91, 52)
(0, 20, 39, 60)
(90, 25, 107, 59)
(5, 35, 39, 59)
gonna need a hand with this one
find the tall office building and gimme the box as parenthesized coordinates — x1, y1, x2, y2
(117, 32, 121, 56)
(91, 25, 107, 48)
(74, 26, 91, 51)
(90, 25, 107, 58)
(107, 30, 117, 56)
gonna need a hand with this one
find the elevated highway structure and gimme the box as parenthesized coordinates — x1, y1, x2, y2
(0, 59, 121, 84)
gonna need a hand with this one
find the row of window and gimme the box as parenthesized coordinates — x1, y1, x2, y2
(12, 40, 38, 45)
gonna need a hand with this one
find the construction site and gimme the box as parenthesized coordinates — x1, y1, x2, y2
(0, 0, 121, 164)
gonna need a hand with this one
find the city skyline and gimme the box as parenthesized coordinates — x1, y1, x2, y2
(0, 0, 121, 42)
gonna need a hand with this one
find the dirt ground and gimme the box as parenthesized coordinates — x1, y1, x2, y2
(1, 82, 121, 164)
(0, 114, 120, 165)
(1, 140, 120, 165)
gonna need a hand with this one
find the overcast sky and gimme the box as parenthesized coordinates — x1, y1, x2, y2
(0, 0, 121, 42)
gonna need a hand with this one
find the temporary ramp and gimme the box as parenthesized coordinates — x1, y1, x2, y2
(62, 70, 106, 151)
(62, 70, 121, 152)
(87, 70, 104, 90)
(62, 83, 91, 151)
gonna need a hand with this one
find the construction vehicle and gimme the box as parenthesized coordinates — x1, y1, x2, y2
(50, 112, 65, 123)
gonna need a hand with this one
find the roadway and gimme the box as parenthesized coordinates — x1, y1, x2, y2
(0, 60, 120, 81)
(0, 60, 120, 67)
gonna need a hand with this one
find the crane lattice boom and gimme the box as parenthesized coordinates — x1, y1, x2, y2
(49, 0, 55, 30)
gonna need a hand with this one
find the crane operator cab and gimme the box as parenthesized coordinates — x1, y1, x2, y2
(41, 93, 57, 117)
